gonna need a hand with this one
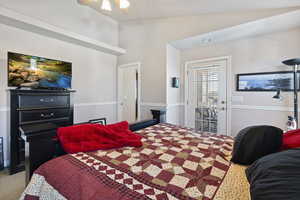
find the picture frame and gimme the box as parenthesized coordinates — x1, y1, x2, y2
(236, 71, 300, 91)
(89, 118, 107, 125)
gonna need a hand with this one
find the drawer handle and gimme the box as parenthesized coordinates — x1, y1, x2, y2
(40, 98, 55, 102)
(41, 113, 55, 118)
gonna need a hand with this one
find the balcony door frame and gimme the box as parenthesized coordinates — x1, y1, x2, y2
(184, 56, 232, 136)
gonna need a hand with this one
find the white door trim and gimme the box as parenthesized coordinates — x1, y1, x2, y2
(117, 62, 142, 122)
(184, 56, 232, 135)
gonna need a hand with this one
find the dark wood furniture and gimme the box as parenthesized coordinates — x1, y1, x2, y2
(9, 89, 166, 184)
(0, 137, 3, 170)
(9, 89, 75, 175)
(20, 123, 58, 183)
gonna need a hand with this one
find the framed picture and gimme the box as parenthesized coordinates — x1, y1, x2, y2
(236, 71, 300, 91)
(89, 118, 107, 125)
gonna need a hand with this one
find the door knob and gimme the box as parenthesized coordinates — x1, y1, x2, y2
(221, 101, 226, 104)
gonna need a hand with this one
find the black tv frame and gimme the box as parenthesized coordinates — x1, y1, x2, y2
(7, 51, 72, 89)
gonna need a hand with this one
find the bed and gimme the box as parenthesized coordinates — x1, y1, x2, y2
(20, 123, 250, 200)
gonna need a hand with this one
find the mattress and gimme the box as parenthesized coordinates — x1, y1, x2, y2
(20, 123, 249, 200)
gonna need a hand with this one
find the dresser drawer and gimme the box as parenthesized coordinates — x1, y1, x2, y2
(19, 109, 70, 124)
(18, 95, 69, 109)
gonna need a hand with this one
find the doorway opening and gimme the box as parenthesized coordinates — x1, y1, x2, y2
(118, 62, 141, 123)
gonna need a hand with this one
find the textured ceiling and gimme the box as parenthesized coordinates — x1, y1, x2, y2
(80, 0, 300, 21)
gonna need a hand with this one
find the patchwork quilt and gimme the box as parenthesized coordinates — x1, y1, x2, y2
(20, 123, 234, 200)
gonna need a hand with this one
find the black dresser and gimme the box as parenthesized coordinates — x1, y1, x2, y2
(9, 89, 75, 175)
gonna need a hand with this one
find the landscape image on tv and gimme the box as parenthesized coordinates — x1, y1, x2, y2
(8, 52, 72, 89)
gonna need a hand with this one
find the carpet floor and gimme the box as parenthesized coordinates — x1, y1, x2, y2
(0, 169, 25, 200)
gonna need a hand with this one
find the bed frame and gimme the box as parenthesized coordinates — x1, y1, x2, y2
(24, 109, 166, 184)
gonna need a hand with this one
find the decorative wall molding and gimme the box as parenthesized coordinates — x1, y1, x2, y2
(0, 102, 117, 112)
(167, 103, 184, 109)
(1, 103, 294, 112)
(141, 102, 185, 108)
(0, 6, 125, 55)
(141, 102, 167, 107)
(232, 105, 294, 112)
(74, 102, 117, 107)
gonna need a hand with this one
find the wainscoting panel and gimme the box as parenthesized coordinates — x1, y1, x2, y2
(140, 103, 167, 121)
(231, 107, 293, 137)
(140, 103, 184, 126)
(166, 104, 184, 126)
(74, 102, 117, 124)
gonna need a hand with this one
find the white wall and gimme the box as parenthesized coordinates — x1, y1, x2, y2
(118, 8, 295, 120)
(166, 44, 183, 125)
(0, 1, 120, 166)
(181, 27, 300, 136)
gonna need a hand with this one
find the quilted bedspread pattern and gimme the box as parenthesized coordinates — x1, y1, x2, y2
(21, 123, 234, 200)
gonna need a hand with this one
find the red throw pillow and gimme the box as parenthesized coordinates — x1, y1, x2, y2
(282, 129, 300, 150)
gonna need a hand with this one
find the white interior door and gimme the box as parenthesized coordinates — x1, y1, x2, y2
(118, 63, 141, 123)
(186, 60, 228, 134)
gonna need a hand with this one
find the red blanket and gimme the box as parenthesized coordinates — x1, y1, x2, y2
(57, 121, 142, 153)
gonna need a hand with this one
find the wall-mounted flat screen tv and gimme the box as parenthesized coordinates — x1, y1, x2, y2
(8, 52, 72, 89)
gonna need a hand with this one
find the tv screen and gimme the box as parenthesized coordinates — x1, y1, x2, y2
(8, 52, 72, 89)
